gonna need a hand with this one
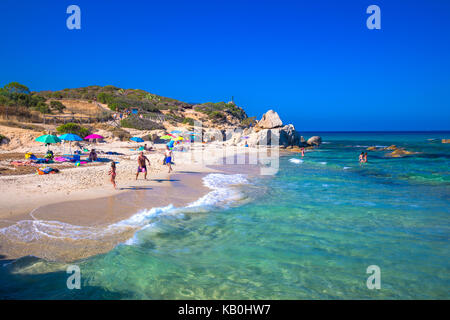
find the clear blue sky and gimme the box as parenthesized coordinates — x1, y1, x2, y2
(1, 0, 449, 131)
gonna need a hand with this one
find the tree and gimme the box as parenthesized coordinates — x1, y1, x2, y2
(50, 101, 66, 113)
(4, 82, 30, 94)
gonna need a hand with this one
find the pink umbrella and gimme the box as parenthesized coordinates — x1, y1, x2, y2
(84, 134, 104, 140)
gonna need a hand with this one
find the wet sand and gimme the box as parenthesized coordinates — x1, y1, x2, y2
(0, 172, 211, 262)
(0, 147, 279, 262)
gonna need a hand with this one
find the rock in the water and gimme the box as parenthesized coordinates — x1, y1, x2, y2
(385, 148, 417, 158)
(385, 145, 397, 150)
(307, 136, 322, 146)
(367, 146, 378, 151)
(442, 139, 450, 144)
(257, 110, 283, 129)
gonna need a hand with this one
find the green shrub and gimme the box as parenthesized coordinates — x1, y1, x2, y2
(50, 101, 66, 113)
(240, 116, 256, 127)
(33, 102, 51, 114)
(182, 117, 195, 126)
(120, 115, 164, 130)
(56, 123, 90, 137)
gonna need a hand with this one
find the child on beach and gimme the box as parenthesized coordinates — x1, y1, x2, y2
(164, 145, 173, 173)
(109, 161, 117, 189)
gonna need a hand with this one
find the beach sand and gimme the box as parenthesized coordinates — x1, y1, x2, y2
(0, 141, 276, 262)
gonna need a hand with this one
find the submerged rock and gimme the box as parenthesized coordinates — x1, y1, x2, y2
(385, 148, 418, 158)
(442, 139, 450, 144)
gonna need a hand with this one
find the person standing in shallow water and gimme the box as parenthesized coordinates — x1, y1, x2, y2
(301, 147, 305, 157)
(364, 152, 368, 163)
(136, 151, 150, 180)
(359, 152, 364, 163)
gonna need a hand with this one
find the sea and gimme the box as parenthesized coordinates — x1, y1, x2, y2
(0, 132, 449, 299)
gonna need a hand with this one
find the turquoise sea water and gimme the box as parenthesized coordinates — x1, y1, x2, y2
(1, 132, 449, 299)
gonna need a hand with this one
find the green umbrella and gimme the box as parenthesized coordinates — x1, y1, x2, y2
(160, 135, 172, 140)
(35, 134, 61, 151)
(35, 134, 61, 144)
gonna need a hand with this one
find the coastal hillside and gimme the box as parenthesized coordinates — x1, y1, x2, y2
(0, 82, 254, 131)
(35, 85, 252, 129)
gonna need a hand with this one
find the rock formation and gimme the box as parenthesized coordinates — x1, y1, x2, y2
(256, 110, 283, 129)
(307, 136, 322, 146)
(222, 110, 321, 149)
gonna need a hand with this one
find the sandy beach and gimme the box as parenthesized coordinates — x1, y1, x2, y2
(0, 139, 271, 262)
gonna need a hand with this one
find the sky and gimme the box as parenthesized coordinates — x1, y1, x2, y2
(1, 0, 449, 131)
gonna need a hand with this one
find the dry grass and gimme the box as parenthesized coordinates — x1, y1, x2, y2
(0, 121, 46, 132)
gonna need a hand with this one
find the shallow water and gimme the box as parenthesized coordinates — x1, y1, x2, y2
(0, 132, 449, 299)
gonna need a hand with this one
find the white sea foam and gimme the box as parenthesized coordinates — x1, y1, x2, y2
(0, 174, 249, 244)
(319, 161, 327, 165)
(289, 158, 303, 164)
(343, 167, 351, 170)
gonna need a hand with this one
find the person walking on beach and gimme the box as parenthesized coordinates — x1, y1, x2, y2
(164, 145, 173, 173)
(136, 151, 150, 180)
(109, 161, 117, 189)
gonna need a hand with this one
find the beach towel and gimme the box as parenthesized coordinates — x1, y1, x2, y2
(54, 157, 70, 162)
(10, 160, 34, 166)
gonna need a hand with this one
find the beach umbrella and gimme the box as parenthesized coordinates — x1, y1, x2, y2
(84, 134, 104, 140)
(175, 136, 184, 141)
(59, 133, 83, 141)
(171, 130, 181, 134)
(35, 134, 61, 144)
(130, 137, 144, 143)
(59, 133, 83, 155)
(35, 134, 61, 151)
(160, 135, 172, 140)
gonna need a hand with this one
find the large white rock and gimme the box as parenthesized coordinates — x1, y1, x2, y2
(257, 110, 283, 129)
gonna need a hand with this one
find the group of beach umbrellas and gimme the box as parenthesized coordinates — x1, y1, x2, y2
(35, 130, 200, 154)
(35, 133, 105, 154)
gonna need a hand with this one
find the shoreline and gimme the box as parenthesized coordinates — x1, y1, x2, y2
(0, 144, 274, 262)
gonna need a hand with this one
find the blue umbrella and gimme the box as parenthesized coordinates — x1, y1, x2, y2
(59, 133, 83, 155)
(130, 137, 144, 143)
(59, 133, 83, 141)
(171, 130, 181, 134)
